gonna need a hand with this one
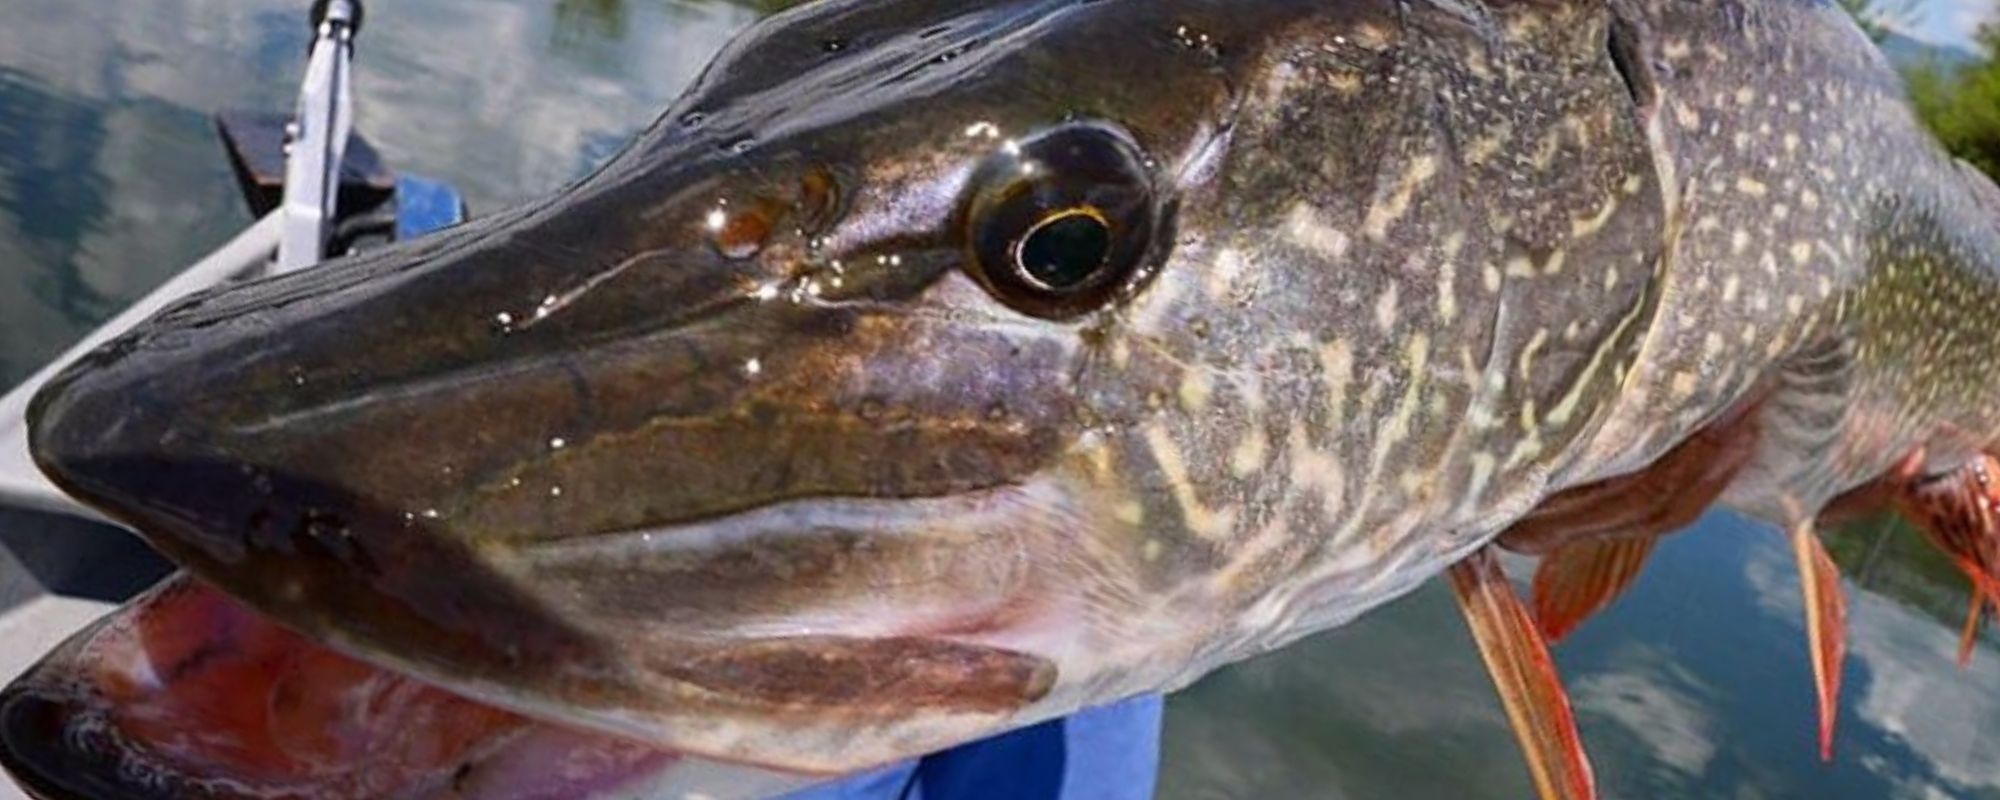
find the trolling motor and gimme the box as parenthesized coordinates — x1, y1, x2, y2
(275, 0, 360, 272)
(215, 0, 465, 272)
(0, 0, 468, 520)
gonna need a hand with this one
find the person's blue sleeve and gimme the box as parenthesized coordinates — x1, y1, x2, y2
(781, 693, 1163, 800)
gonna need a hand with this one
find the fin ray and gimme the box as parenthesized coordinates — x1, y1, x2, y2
(1787, 517, 1847, 762)
(1531, 536, 1660, 643)
(1450, 547, 1598, 800)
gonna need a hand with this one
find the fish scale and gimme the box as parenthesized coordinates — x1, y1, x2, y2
(1099, 0, 1672, 646)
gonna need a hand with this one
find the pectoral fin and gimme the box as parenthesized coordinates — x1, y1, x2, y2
(1450, 547, 1597, 800)
(1498, 394, 1760, 644)
(1531, 536, 1661, 643)
(1786, 515, 1847, 762)
(1892, 454, 2000, 666)
(1959, 594, 1987, 669)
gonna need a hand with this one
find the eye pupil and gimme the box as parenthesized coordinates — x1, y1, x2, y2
(963, 123, 1161, 318)
(1016, 209, 1112, 290)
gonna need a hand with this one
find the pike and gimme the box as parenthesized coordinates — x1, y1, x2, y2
(6, 0, 2000, 796)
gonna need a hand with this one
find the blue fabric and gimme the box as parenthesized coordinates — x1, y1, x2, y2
(782, 694, 1163, 800)
(394, 174, 467, 239)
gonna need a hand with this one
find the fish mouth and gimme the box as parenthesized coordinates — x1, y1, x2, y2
(15, 440, 1068, 775)
(0, 570, 1056, 799)
(0, 575, 686, 800)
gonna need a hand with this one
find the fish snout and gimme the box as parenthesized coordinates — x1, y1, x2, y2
(30, 365, 618, 697)
(22, 245, 1093, 769)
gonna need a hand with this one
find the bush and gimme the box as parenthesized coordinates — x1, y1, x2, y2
(1904, 27, 2000, 181)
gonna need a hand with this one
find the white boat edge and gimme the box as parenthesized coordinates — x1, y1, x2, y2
(0, 212, 283, 526)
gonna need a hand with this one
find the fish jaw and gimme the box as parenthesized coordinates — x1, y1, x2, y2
(19, 428, 1100, 771)
(22, 273, 1140, 769)
(0, 574, 733, 800)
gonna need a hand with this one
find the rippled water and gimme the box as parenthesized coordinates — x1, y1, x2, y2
(0, 1, 1995, 797)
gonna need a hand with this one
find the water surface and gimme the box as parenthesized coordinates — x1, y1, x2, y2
(0, 1, 1995, 796)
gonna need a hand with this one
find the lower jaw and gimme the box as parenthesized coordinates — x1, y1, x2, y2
(0, 574, 726, 800)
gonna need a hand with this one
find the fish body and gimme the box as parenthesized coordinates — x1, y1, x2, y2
(4, 0, 2000, 794)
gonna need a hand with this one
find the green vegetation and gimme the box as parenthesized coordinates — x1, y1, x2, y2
(1901, 26, 2000, 180)
(1837, 0, 1998, 180)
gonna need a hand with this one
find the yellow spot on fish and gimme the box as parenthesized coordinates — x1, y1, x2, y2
(1144, 423, 1235, 540)
(1461, 451, 1498, 513)
(1671, 371, 1698, 399)
(1284, 204, 1351, 259)
(1079, 433, 1117, 480)
(1230, 428, 1269, 477)
(1382, 334, 1430, 446)
(1320, 339, 1353, 415)
(1442, 230, 1467, 258)
(1180, 370, 1213, 411)
(1570, 196, 1619, 238)
(1676, 102, 1701, 131)
(1288, 426, 1347, 521)
(1542, 249, 1568, 276)
(1468, 124, 1513, 165)
(1518, 328, 1550, 381)
(1375, 284, 1400, 332)
(1207, 247, 1250, 297)
(1735, 176, 1769, 197)
(1528, 131, 1563, 171)
(1503, 433, 1545, 470)
(1363, 155, 1438, 240)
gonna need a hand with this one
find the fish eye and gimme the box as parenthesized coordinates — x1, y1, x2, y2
(1016, 206, 1112, 290)
(963, 123, 1159, 318)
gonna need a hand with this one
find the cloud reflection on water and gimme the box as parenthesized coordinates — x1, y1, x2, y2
(0, 0, 763, 388)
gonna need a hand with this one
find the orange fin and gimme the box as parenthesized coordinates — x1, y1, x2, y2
(1788, 517, 1848, 762)
(1890, 454, 2000, 667)
(1531, 536, 1660, 643)
(1450, 547, 1598, 800)
(1958, 594, 1985, 669)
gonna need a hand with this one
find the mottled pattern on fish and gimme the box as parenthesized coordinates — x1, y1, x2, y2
(1082, 0, 1676, 670)
(1068, 0, 2000, 681)
(18, 0, 2000, 774)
